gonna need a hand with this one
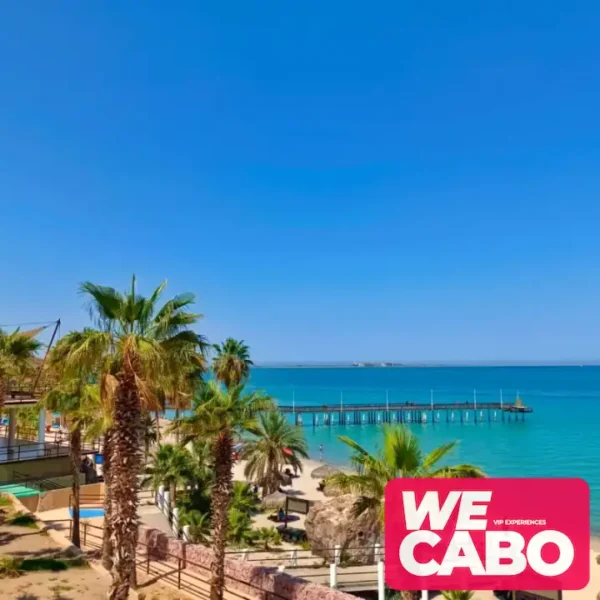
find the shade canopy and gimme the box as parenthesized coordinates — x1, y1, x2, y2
(262, 491, 288, 509)
(311, 464, 343, 479)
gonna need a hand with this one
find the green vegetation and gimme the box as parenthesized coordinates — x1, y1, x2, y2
(0, 556, 87, 579)
(212, 338, 253, 389)
(0, 493, 12, 507)
(0, 328, 41, 415)
(440, 592, 475, 600)
(328, 424, 485, 524)
(253, 527, 282, 551)
(6, 280, 311, 600)
(170, 379, 273, 598)
(143, 443, 195, 505)
(0, 556, 23, 578)
(241, 410, 309, 496)
(226, 508, 256, 547)
(180, 509, 212, 545)
(45, 275, 206, 599)
(8, 512, 38, 528)
(230, 481, 260, 514)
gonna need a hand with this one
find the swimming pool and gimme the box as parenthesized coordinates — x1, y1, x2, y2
(70, 507, 104, 518)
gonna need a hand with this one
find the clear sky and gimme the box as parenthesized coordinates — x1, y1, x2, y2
(1, 2, 600, 363)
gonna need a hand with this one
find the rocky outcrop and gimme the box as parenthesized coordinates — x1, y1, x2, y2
(304, 494, 381, 565)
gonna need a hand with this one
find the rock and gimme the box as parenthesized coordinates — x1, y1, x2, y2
(304, 494, 381, 565)
(322, 482, 342, 497)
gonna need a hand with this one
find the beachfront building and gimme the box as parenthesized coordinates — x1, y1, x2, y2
(0, 322, 98, 491)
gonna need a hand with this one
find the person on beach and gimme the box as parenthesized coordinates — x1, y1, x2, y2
(319, 444, 323, 461)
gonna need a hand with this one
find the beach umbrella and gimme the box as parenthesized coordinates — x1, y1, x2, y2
(262, 491, 288, 509)
(311, 464, 343, 479)
(283, 447, 293, 456)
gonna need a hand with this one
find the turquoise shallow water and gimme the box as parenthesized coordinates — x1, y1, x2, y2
(167, 366, 600, 532)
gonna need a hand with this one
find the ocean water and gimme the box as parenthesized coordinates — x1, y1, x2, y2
(247, 366, 600, 533)
(166, 366, 600, 532)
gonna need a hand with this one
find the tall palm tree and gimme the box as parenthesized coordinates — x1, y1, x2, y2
(211, 338, 253, 389)
(44, 331, 105, 549)
(170, 381, 273, 600)
(241, 411, 308, 496)
(0, 328, 42, 413)
(43, 378, 99, 548)
(328, 425, 484, 600)
(57, 276, 205, 600)
(143, 443, 195, 505)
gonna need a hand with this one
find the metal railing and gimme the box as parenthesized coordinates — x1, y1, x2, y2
(68, 520, 292, 600)
(70, 494, 104, 509)
(12, 470, 63, 491)
(0, 425, 70, 445)
(0, 439, 100, 464)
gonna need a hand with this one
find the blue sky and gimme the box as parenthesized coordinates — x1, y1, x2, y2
(1, 2, 600, 363)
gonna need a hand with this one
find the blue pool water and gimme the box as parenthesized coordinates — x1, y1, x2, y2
(165, 366, 600, 532)
(71, 508, 104, 519)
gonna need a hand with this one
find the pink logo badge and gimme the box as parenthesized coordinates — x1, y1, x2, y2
(385, 478, 589, 591)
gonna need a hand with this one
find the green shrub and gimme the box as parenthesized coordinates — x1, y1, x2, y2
(254, 527, 282, 551)
(298, 539, 311, 551)
(21, 558, 69, 572)
(0, 494, 12, 507)
(8, 512, 38, 528)
(0, 556, 23, 578)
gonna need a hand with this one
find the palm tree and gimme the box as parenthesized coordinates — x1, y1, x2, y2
(230, 481, 260, 514)
(226, 508, 256, 547)
(44, 331, 104, 549)
(0, 329, 42, 413)
(43, 349, 101, 549)
(163, 347, 207, 443)
(170, 381, 273, 600)
(329, 425, 485, 525)
(328, 425, 484, 600)
(56, 276, 205, 600)
(143, 444, 195, 505)
(254, 527, 281, 551)
(180, 509, 211, 545)
(44, 382, 99, 548)
(241, 411, 308, 496)
(141, 412, 158, 464)
(212, 338, 253, 389)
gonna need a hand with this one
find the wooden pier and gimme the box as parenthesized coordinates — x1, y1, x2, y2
(279, 400, 532, 426)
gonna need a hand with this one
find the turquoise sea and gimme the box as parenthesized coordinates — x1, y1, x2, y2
(249, 366, 600, 534)
(167, 366, 600, 532)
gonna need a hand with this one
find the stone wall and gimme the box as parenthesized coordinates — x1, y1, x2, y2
(138, 527, 357, 600)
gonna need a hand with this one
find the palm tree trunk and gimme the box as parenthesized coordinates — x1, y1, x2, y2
(102, 428, 114, 571)
(108, 347, 142, 600)
(210, 427, 234, 600)
(170, 481, 177, 507)
(155, 410, 161, 444)
(175, 408, 180, 444)
(70, 425, 82, 547)
(0, 376, 5, 421)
